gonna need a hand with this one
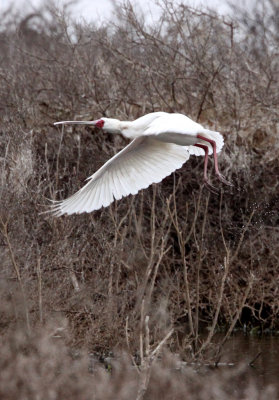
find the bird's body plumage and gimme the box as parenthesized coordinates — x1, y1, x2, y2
(50, 112, 229, 216)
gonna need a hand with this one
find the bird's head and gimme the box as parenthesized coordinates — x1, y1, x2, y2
(54, 117, 122, 134)
(97, 118, 122, 134)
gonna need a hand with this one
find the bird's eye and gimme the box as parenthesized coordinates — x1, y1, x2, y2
(95, 119, 104, 128)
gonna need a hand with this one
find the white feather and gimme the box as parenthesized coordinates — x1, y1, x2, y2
(141, 113, 224, 155)
(51, 137, 189, 216)
(50, 111, 227, 216)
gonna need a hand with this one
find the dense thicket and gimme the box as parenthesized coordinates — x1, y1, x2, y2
(0, 0, 278, 363)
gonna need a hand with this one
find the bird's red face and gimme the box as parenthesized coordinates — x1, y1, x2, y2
(94, 119, 105, 129)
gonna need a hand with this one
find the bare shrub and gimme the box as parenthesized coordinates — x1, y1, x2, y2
(0, 0, 278, 372)
(0, 315, 276, 400)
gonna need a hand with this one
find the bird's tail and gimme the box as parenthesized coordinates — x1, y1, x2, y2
(188, 128, 224, 157)
(200, 129, 224, 154)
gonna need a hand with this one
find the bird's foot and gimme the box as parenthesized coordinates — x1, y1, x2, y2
(217, 173, 233, 187)
(204, 180, 219, 195)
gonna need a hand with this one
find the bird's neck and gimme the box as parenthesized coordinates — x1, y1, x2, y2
(105, 119, 138, 139)
(102, 119, 122, 135)
(119, 121, 138, 139)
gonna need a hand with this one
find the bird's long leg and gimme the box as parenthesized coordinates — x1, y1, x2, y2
(194, 144, 219, 194)
(197, 135, 233, 186)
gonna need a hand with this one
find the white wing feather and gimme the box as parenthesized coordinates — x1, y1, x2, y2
(51, 137, 189, 216)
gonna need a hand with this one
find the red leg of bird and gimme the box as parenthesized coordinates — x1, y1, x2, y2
(197, 135, 233, 186)
(194, 144, 219, 194)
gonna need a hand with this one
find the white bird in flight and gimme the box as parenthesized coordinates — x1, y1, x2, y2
(51, 112, 231, 216)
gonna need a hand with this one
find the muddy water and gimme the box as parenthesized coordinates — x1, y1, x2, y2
(220, 333, 279, 390)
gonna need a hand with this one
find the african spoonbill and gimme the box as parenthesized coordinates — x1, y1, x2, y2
(51, 112, 231, 216)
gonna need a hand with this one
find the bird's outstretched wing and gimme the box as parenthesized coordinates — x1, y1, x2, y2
(50, 137, 189, 216)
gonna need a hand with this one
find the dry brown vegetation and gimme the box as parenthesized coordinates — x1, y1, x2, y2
(0, 0, 279, 397)
(1, 323, 277, 400)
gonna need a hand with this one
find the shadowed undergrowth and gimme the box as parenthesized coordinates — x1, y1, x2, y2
(0, 321, 277, 400)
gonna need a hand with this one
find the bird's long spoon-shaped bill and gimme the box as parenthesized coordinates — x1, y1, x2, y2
(54, 120, 98, 126)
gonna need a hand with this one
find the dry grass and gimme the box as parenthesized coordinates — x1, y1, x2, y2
(0, 318, 277, 400)
(0, 0, 279, 397)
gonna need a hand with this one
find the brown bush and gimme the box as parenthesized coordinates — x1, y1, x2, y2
(0, 319, 277, 400)
(0, 0, 278, 368)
